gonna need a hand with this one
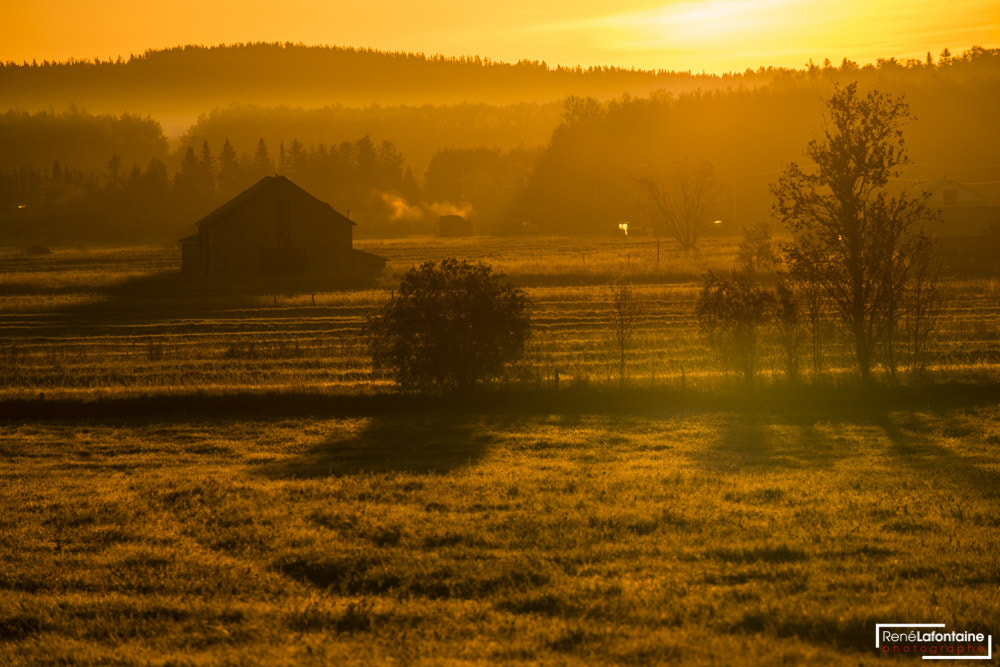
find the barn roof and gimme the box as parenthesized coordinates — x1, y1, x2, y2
(195, 175, 355, 228)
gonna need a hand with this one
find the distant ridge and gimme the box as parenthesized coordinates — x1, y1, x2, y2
(0, 42, 768, 118)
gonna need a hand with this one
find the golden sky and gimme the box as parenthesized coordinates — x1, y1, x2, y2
(3, 0, 998, 72)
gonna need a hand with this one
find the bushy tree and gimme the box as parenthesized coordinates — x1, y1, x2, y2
(366, 259, 531, 390)
(771, 83, 936, 383)
(695, 270, 773, 386)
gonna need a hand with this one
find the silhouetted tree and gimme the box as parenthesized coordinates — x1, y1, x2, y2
(773, 278, 804, 381)
(736, 222, 777, 276)
(216, 138, 242, 196)
(173, 146, 200, 195)
(905, 233, 943, 377)
(771, 84, 935, 383)
(284, 138, 306, 178)
(106, 154, 122, 187)
(198, 140, 215, 195)
(607, 279, 641, 387)
(695, 269, 772, 386)
(145, 157, 169, 195)
(251, 137, 273, 179)
(366, 259, 531, 390)
(635, 160, 720, 251)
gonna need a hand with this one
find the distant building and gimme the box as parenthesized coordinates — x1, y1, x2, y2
(922, 177, 1000, 237)
(439, 214, 474, 237)
(180, 176, 386, 280)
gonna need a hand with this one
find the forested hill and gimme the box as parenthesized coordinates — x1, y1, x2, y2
(0, 43, 768, 119)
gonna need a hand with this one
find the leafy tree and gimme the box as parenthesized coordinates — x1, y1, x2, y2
(771, 83, 935, 383)
(366, 259, 531, 390)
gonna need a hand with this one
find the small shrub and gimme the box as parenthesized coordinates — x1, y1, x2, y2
(366, 258, 531, 390)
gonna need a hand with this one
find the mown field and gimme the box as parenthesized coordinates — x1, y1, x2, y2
(1, 237, 999, 400)
(2, 236, 999, 664)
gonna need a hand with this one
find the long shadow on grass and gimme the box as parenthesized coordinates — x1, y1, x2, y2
(258, 411, 489, 478)
(693, 413, 851, 472)
(877, 411, 1000, 500)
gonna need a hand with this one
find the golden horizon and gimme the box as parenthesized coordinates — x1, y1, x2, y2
(3, 0, 998, 74)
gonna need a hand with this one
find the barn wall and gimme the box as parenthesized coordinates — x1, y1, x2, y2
(202, 180, 354, 276)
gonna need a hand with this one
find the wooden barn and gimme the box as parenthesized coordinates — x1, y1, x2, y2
(180, 176, 386, 280)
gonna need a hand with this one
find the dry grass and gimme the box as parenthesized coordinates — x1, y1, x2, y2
(1, 237, 998, 663)
(1, 401, 998, 664)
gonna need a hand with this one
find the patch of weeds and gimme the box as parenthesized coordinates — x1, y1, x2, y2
(363, 524, 405, 547)
(546, 625, 592, 652)
(0, 612, 50, 641)
(273, 552, 385, 591)
(497, 591, 574, 617)
(420, 530, 466, 549)
(705, 544, 808, 564)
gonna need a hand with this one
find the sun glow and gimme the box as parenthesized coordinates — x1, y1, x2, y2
(604, 0, 794, 42)
(1, 0, 998, 72)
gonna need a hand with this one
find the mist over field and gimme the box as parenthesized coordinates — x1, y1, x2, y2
(1, 45, 998, 244)
(2, 31, 999, 666)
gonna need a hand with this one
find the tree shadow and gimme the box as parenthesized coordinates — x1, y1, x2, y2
(875, 411, 1000, 500)
(258, 412, 490, 479)
(693, 412, 853, 473)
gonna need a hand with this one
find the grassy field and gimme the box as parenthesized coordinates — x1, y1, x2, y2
(2, 391, 999, 664)
(1, 237, 999, 401)
(2, 236, 999, 664)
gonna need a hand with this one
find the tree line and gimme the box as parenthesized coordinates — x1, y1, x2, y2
(0, 127, 534, 241)
(516, 47, 1000, 234)
(2, 46, 997, 242)
(369, 86, 945, 391)
(0, 42, 761, 116)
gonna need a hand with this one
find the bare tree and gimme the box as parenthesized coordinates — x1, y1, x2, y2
(695, 270, 772, 387)
(906, 233, 943, 377)
(800, 278, 826, 375)
(608, 279, 641, 387)
(635, 160, 720, 252)
(771, 84, 935, 384)
(773, 278, 804, 382)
